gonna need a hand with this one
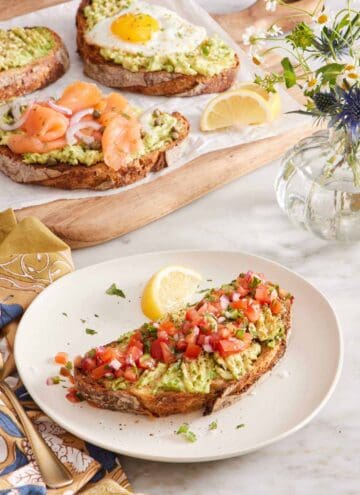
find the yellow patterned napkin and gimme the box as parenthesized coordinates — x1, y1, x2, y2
(0, 209, 131, 495)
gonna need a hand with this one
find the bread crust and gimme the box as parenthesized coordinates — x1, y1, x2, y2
(76, 0, 239, 96)
(0, 113, 189, 190)
(74, 299, 292, 417)
(0, 29, 69, 102)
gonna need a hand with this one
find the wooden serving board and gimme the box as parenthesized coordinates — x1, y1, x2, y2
(2, 0, 321, 248)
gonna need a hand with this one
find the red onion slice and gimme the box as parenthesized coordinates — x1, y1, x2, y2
(76, 130, 95, 145)
(47, 99, 72, 116)
(232, 292, 240, 302)
(66, 121, 102, 146)
(0, 103, 33, 131)
(203, 343, 214, 353)
(220, 295, 230, 310)
(70, 108, 94, 126)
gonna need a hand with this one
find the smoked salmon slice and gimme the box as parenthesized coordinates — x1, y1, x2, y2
(8, 134, 67, 154)
(23, 105, 68, 142)
(102, 115, 142, 170)
(57, 81, 102, 113)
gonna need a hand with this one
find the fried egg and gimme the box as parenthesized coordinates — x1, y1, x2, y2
(85, 0, 207, 56)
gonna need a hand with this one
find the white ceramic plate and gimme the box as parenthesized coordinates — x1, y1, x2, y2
(15, 251, 343, 463)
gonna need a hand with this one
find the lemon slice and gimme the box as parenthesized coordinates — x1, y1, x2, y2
(141, 265, 202, 321)
(200, 82, 282, 131)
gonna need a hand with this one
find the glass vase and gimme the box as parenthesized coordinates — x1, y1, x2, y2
(275, 129, 360, 242)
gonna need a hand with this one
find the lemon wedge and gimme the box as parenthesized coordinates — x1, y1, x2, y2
(141, 265, 202, 321)
(200, 82, 282, 131)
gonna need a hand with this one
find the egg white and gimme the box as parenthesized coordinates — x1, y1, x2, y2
(85, 0, 207, 56)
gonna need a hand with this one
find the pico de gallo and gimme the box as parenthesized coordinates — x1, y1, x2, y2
(74, 271, 293, 394)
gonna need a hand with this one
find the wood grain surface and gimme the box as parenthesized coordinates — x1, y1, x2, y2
(1, 0, 318, 248)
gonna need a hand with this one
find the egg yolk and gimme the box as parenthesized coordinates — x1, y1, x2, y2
(111, 13, 160, 43)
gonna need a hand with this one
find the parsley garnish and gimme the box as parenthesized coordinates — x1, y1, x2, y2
(65, 361, 73, 370)
(236, 423, 245, 429)
(80, 318, 86, 323)
(94, 314, 99, 318)
(249, 276, 262, 289)
(209, 420, 218, 430)
(52, 376, 61, 384)
(62, 312, 68, 317)
(106, 283, 126, 298)
(86, 328, 97, 335)
(176, 423, 197, 443)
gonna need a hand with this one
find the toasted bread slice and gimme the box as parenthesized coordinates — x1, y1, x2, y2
(76, 0, 239, 97)
(0, 112, 189, 190)
(74, 274, 293, 417)
(0, 27, 69, 103)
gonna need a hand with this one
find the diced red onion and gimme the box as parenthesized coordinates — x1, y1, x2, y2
(47, 99, 72, 116)
(153, 322, 160, 328)
(109, 359, 121, 370)
(232, 292, 240, 302)
(193, 326, 200, 337)
(126, 355, 135, 367)
(104, 372, 114, 379)
(76, 130, 95, 145)
(70, 108, 94, 126)
(203, 343, 213, 353)
(46, 377, 54, 386)
(220, 295, 230, 310)
(270, 289, 278, 301)
(218, 316, 226, 323)
(66, 121, 102, 145)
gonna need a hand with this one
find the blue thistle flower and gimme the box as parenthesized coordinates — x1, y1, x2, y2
(331, 85, 360, 143)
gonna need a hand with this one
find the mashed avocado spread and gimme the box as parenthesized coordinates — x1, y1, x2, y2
(0, 27, 55, 71)
(83, 0, 237, 76)
(0, 110, 182, 167)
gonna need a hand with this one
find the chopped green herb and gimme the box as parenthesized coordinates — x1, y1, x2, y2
(197, 288, 211, 294)
(65, 361, 73, 370)
(236, 423, 245, 429)
(106, 283, 126, 298)
(209, 420, 218, 430)
(86, 328, 97, 335)
(62, 312, 68, 317)
(236, 328, 245, 339)
(52, 376, 61, 385)
(176, 423, 197, 443)
(94, 314, 99, 318)
(80, 318, 86, 324)
(249, 276, 262, 289)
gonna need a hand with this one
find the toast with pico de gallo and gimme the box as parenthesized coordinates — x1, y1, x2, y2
(0, 80, 189, 190)
(74, 271, 293, 417)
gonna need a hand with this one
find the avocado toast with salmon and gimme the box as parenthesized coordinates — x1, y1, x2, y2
(0, 80, 189, 190)
(74, 271, 293, 417)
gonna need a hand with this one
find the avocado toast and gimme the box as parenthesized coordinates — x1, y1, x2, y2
(0, 27, 69, 103)
(74, 271, 293, 416)
(76, 0, 239, 96)
(0, 81, 189, 190)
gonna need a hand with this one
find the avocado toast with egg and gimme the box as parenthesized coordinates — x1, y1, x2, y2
(74, 271, 293, 416)
(0, 27, 69, 103)
(76, 0, 239, 96)
(0, 81, 189, 190)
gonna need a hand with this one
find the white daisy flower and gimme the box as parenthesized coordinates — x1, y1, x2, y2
(303, 74, 322, 92)
(268, 24, 283, 37)
(337, 63, 360, 88)
(265, 0, 278, 12)
(316, 9, 335, 27)
(242, 27, 266, 48)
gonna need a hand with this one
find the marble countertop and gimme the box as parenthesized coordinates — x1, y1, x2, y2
(72, 1, 359, 493)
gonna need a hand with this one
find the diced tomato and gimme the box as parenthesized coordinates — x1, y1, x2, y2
(115, 369, 124, 378)
(185, 329, 198, 345)
(237, 285, 249, 296)
(150, 339, 163, 360)
(209, 332, 221, 349)
(157, 329, 170, 342)
(66, 388, 81, 403)
(197, 334, 207, 346)
(246, 302, 261, 322)
(128, 331, 143, 350)
(255, 285, 272, 304)
(74, 356, 82, 369)
(158, 321, 177, 335)
(230, 299, 248, 310)
(54, 352, 68, 365)
(270, 299, 282, 315)
(160, 342, 175, 364)
(126, 345, 143, 363)
(176, 339, 187, 351)
(81, 357, 97, 372)
(124, 367, 138, 382)
(91, 364, 108, 380)
(184, 343, 202, 359)
(100, 348, 119, 363)
(60, 366, 71, 378)
(218, 326, 232, 339)
(218, 338, 250, 358)
(186, 308, 200, 321)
